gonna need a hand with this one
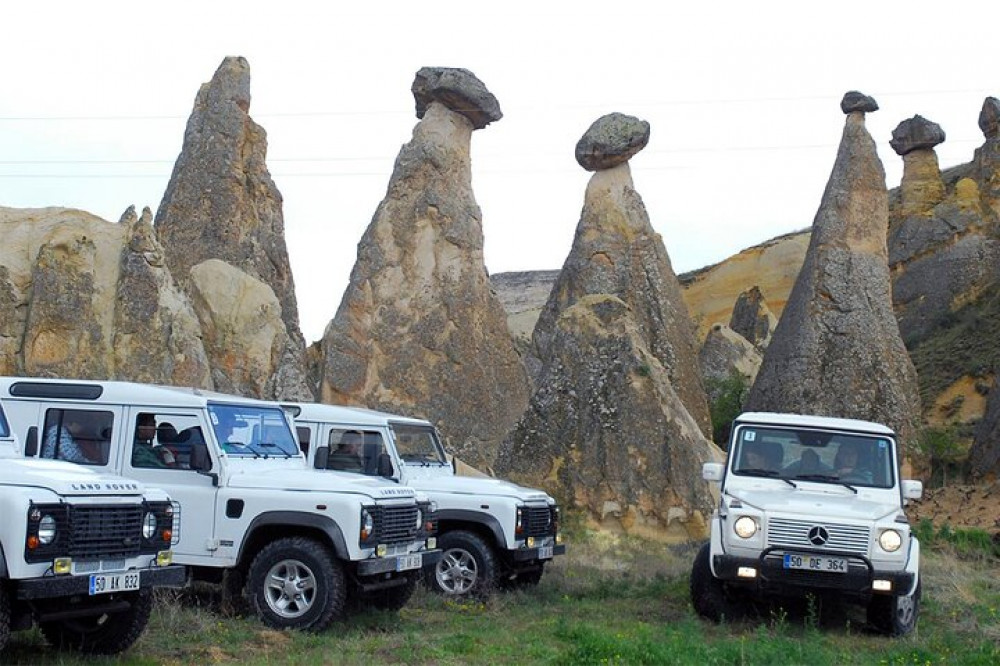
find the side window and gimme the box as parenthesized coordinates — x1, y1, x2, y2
(296, 426, 311, 456)
(0, 404, 9, 437)
(41, 409, 113, 466)
(326, 429, 386, 475)
(130, 412, 205, 471)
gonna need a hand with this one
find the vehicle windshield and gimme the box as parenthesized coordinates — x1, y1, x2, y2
(391, 423, 446, 464)
(731, 425, 895, 489)
(208, 403, 300, 458)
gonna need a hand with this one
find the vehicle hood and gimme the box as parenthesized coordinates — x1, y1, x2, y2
(227, 467, 415, 500)
(407, 475, 551, 502)
(0, 458, 145, 496)
(728, 487, 901, 522)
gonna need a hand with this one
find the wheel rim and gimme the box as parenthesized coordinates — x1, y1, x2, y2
(263, 558, 317, 619)
(435, 547, 479, 595)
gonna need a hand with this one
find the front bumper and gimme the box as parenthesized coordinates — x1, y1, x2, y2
(713, 547, 914, 597)
(357, 548, 442, 577)
(511, 543, 567, 562)
(15, 564, 187, 601)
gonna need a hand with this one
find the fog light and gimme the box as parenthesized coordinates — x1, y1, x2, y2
(376, 544, 388, 557)
(156, 550, 173, 567)
(556, 533, 564, 545)
(53, 558, 72, 574)
(737, 566, 758, 579)
(872, 579, 892, 592)
(527, 537, 536, 548)
(426, 537, 436, 550)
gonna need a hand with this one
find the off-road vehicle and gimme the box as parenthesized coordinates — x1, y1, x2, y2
(692, 412, 923, 635)
(0, 396, 184, 655)
(1, 377, 439, 631)
(290, 402, 564, 597)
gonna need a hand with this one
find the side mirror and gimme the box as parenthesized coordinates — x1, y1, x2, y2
(25, 426, 38, 457)
(314, 447, 329, 470)
(702, 462, 724, 482)
(377, 453, 394, 478)
(901, 479, 923, 501)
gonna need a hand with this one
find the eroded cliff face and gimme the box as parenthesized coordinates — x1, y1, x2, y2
(319, 68, 529, 469)
(154, 56, 312, 400)
(745, 96, 922, 461)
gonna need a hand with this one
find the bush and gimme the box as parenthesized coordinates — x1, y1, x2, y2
(705, 371, 750, 448)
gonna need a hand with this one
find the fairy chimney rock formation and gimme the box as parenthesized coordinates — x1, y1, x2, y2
(977, 97, 1000, 211)
(531, 112, 711, 436)
(891, 115, 946, 215)
(575, 113, 651, 171)
(499, 295, 719, 540)
(746, 92, 921, 458)
(154, 56, 312, 400)
(699, 323, 762, 392)
(969, 375, 1000, 482)
(728, 286, 777, 350)
(113, 206, 212, 388)
(320, 67, 529, 469)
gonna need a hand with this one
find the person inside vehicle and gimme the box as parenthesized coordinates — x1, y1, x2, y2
(41, 413, 95, 463)
(741, 439, 782, 473)
(328, 431, 364, 472)
(834, 441, 872, 483)
(131, 412, 176, 468)
(784, 448, 832, 476)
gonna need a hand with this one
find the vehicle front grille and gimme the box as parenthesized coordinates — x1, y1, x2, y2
(522, 506, 555, 538)
(376, 505, 419, 545)
(767, 518, 870, 553)
(69, 505, 144, 560)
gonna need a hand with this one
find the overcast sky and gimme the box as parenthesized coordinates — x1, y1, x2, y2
(1, 1, 997, 342)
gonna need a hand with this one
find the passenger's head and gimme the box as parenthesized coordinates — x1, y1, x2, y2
(136, 413, 157, 441)
(835, 441, 860, 469)
(339, 432, 363, 453)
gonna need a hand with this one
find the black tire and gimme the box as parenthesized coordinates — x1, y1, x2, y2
(40, 589, 153, 655)
(220, 567, 250, 617)
(247, 537, 344, 631)
(427, 530, 497, 598)
(0, 584, 10, 653)
(362, 574, 419, 612)
(868, 579, 921, 636)
(512, 566, 544, 589)
(690, 543, 746, 623)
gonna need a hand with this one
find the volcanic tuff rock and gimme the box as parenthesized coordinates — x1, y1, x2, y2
(320, 68, 529, 469)
(728, 286, 776, 350)
(698, 324, 762, 394)
(970, 376, 1000, 481)
(154, 56, 312, 400)
(575, 113, 651, 172)
(532, 122, 711, 436)
(890, 115, 946, 156)
(0, 206, 212, 385)
(411, 67, 502, 129)
(840, 91, 878, 114)
(746, 93, 922, 458)
(497, 295, 720, 540)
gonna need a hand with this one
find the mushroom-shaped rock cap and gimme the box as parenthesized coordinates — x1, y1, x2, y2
(980, 97, 1000, 139)
(841, 91, 879, 114)
(889, 115, 946, 155)
(575, 112, 651, 171)
(412, 67, 502, 130)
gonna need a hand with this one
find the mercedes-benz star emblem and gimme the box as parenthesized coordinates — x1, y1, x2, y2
(808, 525, 830, 546)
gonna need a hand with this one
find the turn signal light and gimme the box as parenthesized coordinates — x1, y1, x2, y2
(26, 535, 39, 550)
(156, 550, 173, 567)
(376, 544, 388, 557)
(162, 530, 172, 543)
(53, 558, 72, 574)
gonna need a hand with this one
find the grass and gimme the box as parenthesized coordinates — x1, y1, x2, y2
(4, 526, 999, 665)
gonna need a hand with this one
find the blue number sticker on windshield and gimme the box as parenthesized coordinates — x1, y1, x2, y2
(743, 431, 756, 442)
(878, 440, 887, 449)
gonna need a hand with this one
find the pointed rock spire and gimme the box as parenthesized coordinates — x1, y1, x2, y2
(531, 112, 711, 436)
(728, 286, 777, 351)
(320, 67, 529, 469)
(155, 56, 312, 399)
(746, 92, 921, 460)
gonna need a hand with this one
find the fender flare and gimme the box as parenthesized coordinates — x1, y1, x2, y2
(436, 509, 506, 547)
(237, 511, 349, 563)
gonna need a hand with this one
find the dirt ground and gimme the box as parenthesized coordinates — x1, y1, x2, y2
(907, 481, 1000, 532)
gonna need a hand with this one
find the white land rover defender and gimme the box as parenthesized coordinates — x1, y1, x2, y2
(0, 377, 439, 632)
(0, 398, 184, 655)
(290, 402, 565, 597)
(692, 412, 923, 635)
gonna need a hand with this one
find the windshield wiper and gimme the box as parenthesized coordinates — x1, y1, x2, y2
(740, 468, 797, 488)
(794, 473, 858, 494)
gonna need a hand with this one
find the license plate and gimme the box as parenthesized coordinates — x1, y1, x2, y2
(783, 554, 847, 573)
(396, 553, 422, 572)
(538, 545, 554, 560)
(89, 571, 141, 596)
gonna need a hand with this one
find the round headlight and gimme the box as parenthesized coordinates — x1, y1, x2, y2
(361, 509, 374, 539)
(879, 529, 902, 552)
(734, 516, 758, 539)
(38, 515, 57, 545)
(142, 512, 158, 540)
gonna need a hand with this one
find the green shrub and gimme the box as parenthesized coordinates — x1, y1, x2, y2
(705, 371, 750, 448)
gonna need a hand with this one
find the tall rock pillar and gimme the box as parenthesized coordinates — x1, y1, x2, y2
(746, 92, 921, 459)
(319, 67, 530, 469)
(155, 56, 312, 399)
